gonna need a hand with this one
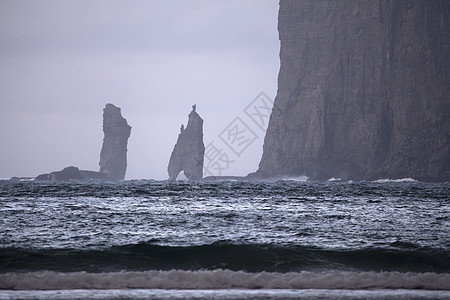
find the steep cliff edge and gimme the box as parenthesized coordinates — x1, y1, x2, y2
(99, 103, 132, 180)
(168, 105, 205, 181)
(257, 0, 450, 181)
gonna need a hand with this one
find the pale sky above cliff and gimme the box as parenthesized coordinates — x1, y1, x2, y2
(0, 0, 279, 180)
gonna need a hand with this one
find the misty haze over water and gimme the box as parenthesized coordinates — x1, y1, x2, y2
(0, 1, 279, 180)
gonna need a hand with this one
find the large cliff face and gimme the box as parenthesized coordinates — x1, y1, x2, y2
(168, 106, 205, 181)
(99, 103, 132, 180)
(257, 0, 450, 181)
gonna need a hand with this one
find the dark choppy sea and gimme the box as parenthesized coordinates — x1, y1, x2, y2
(0, 178, 449, 299)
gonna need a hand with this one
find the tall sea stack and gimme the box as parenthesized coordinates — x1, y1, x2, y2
(168, 105, 205, 181)
(99, 103, 132, 180)
(257, 0, 450, 181)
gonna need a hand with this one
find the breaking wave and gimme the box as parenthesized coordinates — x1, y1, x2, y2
(373, 178, 418, 183)
(327, 177, 342, 182)
(2, 243, 449, 273)
(278, 175, 309, 182)
(1, 270, 449, 291)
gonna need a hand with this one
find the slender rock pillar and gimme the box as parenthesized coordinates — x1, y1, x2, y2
(99, 103, 131, 180)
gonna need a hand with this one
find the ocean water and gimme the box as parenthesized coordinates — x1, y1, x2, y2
(0, 179, 449, 299)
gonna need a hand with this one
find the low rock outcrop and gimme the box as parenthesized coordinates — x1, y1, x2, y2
(168, 105, 205, 181)
(35, 166, 108, 181)
(35, 166, 107, 181)
(99, 103, 132, 180)
(35, 166, 81, 181)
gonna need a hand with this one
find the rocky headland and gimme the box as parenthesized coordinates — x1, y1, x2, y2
(255, 0, 450, 182)
(168, 105, 205, 181)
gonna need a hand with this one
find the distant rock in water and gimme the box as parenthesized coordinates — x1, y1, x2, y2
(256, 0, 450, 182)
(35, 166, 81, 181)
(33, 103, 130, 181)
(35, 166, 107, 181)
(168, 105, 205, 181)
(35, 166, 108, 181)
(99, 103, 132, 180)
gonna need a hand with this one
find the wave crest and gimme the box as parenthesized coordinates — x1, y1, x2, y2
(1, 270, 449, 291)
(373, 178, 418, 183)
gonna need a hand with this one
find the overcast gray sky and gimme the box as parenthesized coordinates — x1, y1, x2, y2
(0, 0, 280, 180)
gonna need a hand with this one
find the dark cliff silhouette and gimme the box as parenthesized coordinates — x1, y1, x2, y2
(256, 0, 450, 181)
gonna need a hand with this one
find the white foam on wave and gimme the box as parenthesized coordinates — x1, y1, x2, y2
(1, 270, 449, 291)
(0, 177, 33, 181)
(327, 177, 342, 182)
(278, 175, 309, 182)
(1, 288, 449, 300)
(374, 178, 418, 183)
